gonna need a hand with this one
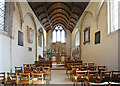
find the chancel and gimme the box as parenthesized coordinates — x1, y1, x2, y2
(0, 0, 120, 85)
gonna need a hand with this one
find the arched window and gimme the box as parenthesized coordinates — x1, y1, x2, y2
(0, 0, 5, 30)
(52, 25, 66, 43)
(107, 0, 119, 34)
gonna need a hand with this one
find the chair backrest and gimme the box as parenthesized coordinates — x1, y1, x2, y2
(111, 71, 120, 82)
(88, 65, 97, 71)
(15, 67, 22, 74)
(88, 63, 95, 66)
(32, 73, 44, 84)
(42, 67, 50, 73)
(98, 66, 107, 71)
(44, 64, 51, 67)
(7, 73, 18, 84)
(76, 71, 87, 81)
(71, 66, 80, 74)
(0, 72, 6, 84)
(33, 67, 41, 73)
(88, 71, 98, 83)
(30, 64, 36, 67)
(100, 71, 111, 83)
(19, 73, 30, 84)
(82, 63, 87, 66)
(66, 63, 73, 69)
(23, 64, 30, 67)
(24, 67, 31, 74)
(80, 65, 88, 71)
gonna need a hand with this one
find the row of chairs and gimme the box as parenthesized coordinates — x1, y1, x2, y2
(66, 62, 95, 67)
(23, 63, 51, 67)
(0, 72, 46, 85)
(73, 70, 120, 86)
(66, 62, 95, 74)
(15, 66, 51, 83)
(66, 65, 107, 76)
(70, 65, 106, 81)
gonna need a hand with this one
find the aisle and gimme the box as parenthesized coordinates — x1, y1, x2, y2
(50, 70, 73, 84)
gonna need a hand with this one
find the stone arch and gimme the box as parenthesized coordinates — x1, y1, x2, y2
(95, 0, 105, 20)
(38, 27, 45, 56)
(84, 11, 94, 18)
(80, 10, 94, 29)
(23, 13, 37, 60)
(16, 2, 24, 29)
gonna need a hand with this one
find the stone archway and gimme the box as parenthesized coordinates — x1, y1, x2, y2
(23, 13, 37, 60)
(38, 28, 45, 58)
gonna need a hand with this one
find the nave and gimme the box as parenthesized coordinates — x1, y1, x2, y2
(0, 0, 120, 86)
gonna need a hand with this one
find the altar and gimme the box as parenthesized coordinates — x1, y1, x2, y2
(51, 42, 67, 64)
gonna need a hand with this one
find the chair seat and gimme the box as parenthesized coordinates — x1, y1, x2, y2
(32, 80, 46, 84)
(90, 82, 109, 86)
(109, 82, 120, 85)
(19, 81, 30, 84)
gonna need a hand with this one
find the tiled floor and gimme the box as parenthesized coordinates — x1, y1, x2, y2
(50, 70, 73, 84)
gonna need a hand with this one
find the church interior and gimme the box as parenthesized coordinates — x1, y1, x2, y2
(0, 0, 120, 85)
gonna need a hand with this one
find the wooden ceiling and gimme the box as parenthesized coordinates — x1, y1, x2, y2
(28, 2, 89, 32)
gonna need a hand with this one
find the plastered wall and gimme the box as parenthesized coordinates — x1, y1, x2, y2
(0, 1, 46, 72)
(73, 2, 118, 70)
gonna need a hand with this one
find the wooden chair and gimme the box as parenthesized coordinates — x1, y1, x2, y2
(32, 73, 46, 84)
(98, 66, 107, 74)
(74, 63, 82, 66)
(30, 64, 36, 67)
(80, 65, 88, 71)
(24, 67, 31, 76)
(87, 71, 98, 85)
(30, 64, 36, 71)
(88, 65, 97, 71)
(88, 63, 95, 66)
(33, 67, 41, 73)
(90, 82, 109, 86)
(15, 67, 22, 74)
(19, 73, 30, 85)
(0, 72, 6, 84)
(111, 71, 120, 83)
(89, 71, 110, 86)
(42, 67, 51, 84)
(73, 71, 87, 86)
(66, 63, 73, 76)
(71, 66, 79, 81)
(23, 64, 30, 67)
(100, 71, 111, 83)
(7, 73, 18, 85)
(44, 64, 51, 67)
(82, 63, 87, 66)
